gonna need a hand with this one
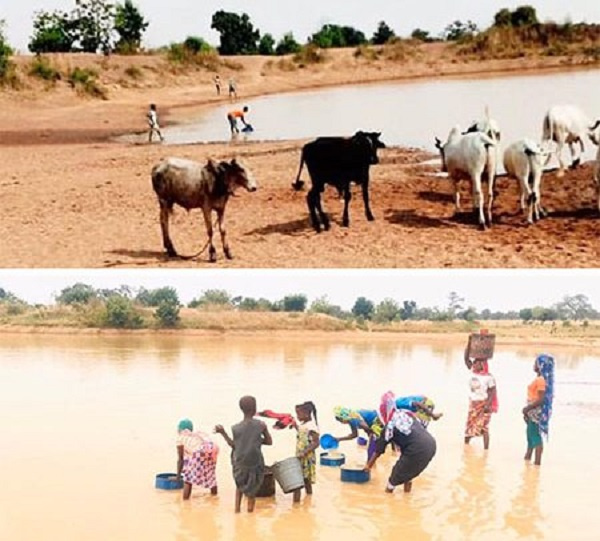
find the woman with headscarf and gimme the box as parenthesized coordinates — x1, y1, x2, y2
(364, 391, 437, 494)
(176, 418, 219, 499)
(464, 347, 498, 449)
(333, 406, 383, 460)
(522, 354, 555, 466)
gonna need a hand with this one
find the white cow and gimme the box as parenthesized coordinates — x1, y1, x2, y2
(542, 104, 600, 176)
(435, 126, 497, 229)
(594, 123, 600, 212)
(465, 107, 501, 143)
(503, 139, 549, 224)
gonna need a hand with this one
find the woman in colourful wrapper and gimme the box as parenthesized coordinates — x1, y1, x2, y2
(176, 418, 219, 499)
(464, 347, 498, 450)
(333, 406, 382, 460)
(522, 354, 555, 466)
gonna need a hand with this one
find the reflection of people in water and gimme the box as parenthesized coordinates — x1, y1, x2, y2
(504, 467, 544, 538)
(523, 354, 555, 466)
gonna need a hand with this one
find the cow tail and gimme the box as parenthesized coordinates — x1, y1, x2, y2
(292, 150, 305, 191)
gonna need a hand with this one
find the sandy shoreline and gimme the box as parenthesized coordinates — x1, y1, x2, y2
(1, 47, 599, 268)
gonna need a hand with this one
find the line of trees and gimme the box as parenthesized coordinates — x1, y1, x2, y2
(17, 3, 551, 57)
(1, 285, 599, 328)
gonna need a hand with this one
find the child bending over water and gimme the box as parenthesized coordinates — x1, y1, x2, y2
(215, 395, 272, 513)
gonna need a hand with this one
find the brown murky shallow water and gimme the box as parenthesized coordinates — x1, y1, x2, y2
(1, 334, 599, 540)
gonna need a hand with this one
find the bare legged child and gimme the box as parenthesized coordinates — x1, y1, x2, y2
(215, 395, 272, 513)
(293, 401, 320, 503)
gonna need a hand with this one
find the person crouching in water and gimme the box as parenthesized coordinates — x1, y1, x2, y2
(293, 401, 320, 503)
(176, 418, 219, 499)
(147, 103, 164, 143)
(364, 391, 436, 494)
(227, 106, 249, 135)
(214, 395, 272, 513)
(522, 354, 555, 466)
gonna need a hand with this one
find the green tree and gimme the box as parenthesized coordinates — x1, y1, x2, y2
(519, 308, 533, 321)
(114, 0, 148, 53)
(309, 296, 346, 318)
(258, 33, 275, 55)
(411, 28, 433, 42)
(447, 291, 465, 317)
(135, 287, 179, 307)
(444, 20, 478, 41)
(493, 8, 513, 27)
(0, 20, 13, 82)
(29, 10, 77, 53)
(373, 298, 399, 323)
(154, 301, 180, 328)
(310, 24, 366, 48)
(352, 297, 374, 320)
(211, 11, 260, 55)
(282, 294, 307, 312)
(553, 294, 597, 320)
(188, 289, 232, 308)
(73, 0, 115, 53)
(104, 295, 143, 328)
(372, 21, 395, 45)
(275, 32, 301, 55)
(399, 300, 417, 320)
(511, 5, 539, 27)
(56, 283, 97, 305)
(183, 35, 212, 53)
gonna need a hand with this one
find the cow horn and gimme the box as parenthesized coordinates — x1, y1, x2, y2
(590, 119, 600, 131)
(434, 137, 443, 149)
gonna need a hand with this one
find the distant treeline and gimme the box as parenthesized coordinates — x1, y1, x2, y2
(0, 284, 598, 330)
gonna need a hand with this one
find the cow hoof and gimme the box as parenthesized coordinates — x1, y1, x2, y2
(323, 222, 331, 231)
(224, 249, 233, 260)
(342, 221, 349, 228)
(571, 159, 580, 169)
(367, 214, 375, 222)
(292, 181, 305, 191)
(166, 249, 178, 258)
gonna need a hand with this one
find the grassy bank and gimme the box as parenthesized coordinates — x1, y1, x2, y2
(1, 304, 599, 344)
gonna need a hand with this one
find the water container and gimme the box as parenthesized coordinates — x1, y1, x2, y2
(357, 436, 368, 446)
(320, 434, 339, 450)
(320, 452, 345, 466)
(468, 332, 495, 359)
(272, 457, 305, 494)
(340, 466, 370, 484)
(155, 473, 184, 490)
(256, 466, 275, 497)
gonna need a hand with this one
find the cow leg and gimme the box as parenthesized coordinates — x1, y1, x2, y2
(594, 157, 600, 213)
(453, 179, 461, 213)
(361, 179, 375, 221)
(472, 176, 486, 229)
(307, 188, 321, 233)
(569, 141, 580, 169)
(159, 201, 177, 257)
(486, 177, 494, 227)
(342, 185, 351, 227)
(556, 139, 567, 177)
(202, 207, 217, 262)
(315, 190, 330, 231)
(217, 208, 232, 259)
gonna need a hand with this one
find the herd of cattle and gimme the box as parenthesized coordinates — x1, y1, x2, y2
(151, 104, 600, 261)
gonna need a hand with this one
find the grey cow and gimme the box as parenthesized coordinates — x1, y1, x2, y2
(151, 157, 257, 262)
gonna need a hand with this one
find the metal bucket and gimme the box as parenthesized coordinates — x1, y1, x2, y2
(272, 457, 305, 494)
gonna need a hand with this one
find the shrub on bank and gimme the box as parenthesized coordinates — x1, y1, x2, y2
(67, 66, 108, 99)
(29, 56, 61, 83)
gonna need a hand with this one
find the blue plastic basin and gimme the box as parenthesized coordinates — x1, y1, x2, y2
(155, 473, 184, 490)
(320, 434, 339, 450)
(357, 436, 368, 446)
(320, 452, 345, 466)
(341, 467, 370, 484)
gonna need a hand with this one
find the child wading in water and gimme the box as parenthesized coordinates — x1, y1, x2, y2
(215, 395, 272, 513)
(293, 401, 320, 503)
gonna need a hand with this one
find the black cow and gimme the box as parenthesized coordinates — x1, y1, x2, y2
(291, 131, 386, 232)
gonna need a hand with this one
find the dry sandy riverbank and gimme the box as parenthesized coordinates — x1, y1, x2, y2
(1, 46, 599, 267)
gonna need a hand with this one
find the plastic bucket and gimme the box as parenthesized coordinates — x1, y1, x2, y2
(320, 452, 345, 467)
(340, 466, 370, 484)
(357, 436, 368, 446)
(256, 466, 275, 497)
(272, 457, 305, 494)
(155, 473, 184, 490)
(320, 434, 339, 450)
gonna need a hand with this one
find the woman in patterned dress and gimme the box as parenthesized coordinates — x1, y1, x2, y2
(176, 419, 219, 499)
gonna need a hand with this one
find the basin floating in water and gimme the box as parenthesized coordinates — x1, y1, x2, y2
(320, 452, 345, 466)
(357, 436, 368, 446)
(155, 473, 183, 490)
(341, 466, 370, 484)
(272, 457, 305, 494)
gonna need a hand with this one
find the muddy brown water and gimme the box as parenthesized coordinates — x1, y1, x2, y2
(1, 334, 599, 540)
(159, 68, 600, 166)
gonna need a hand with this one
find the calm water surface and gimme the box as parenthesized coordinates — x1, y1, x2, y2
(1, 334, 599, 540)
